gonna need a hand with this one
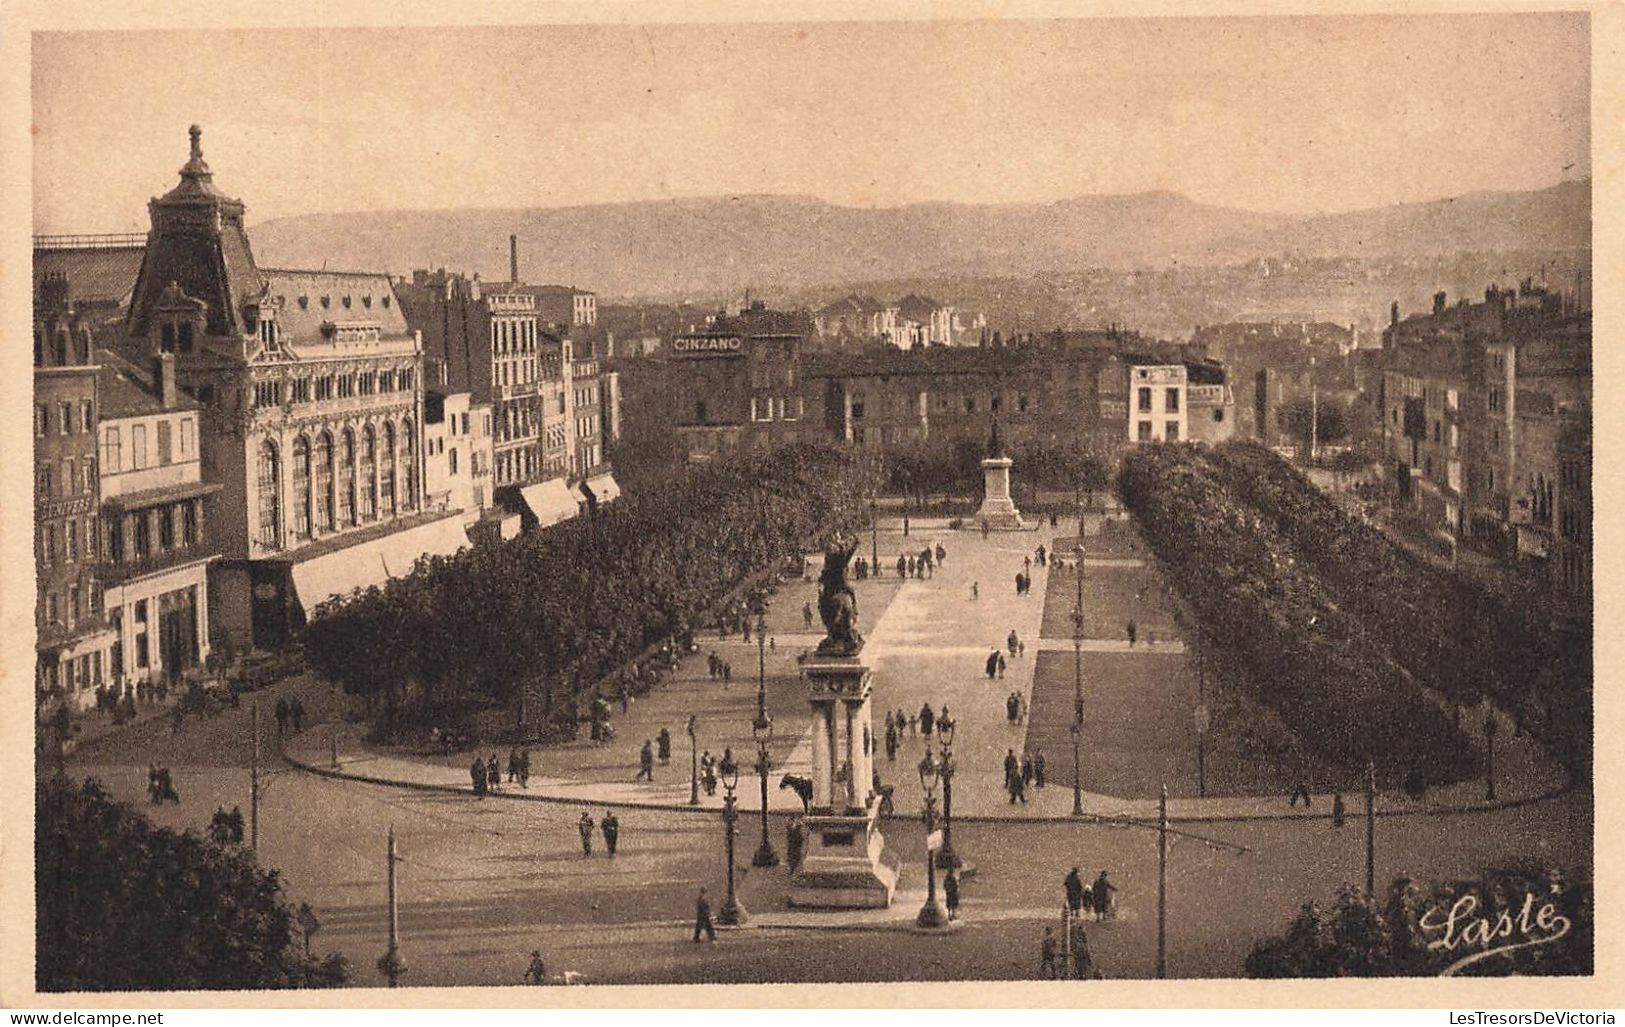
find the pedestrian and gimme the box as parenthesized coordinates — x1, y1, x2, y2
(1289, 777, 1312, 807)
(1012, 771, 1028, 804)
(1018, 639, 1026, 658)
(520, 749, 532, 788)
(488, 754, 502, 792)
(147, 764, 160, 804)
(903, 515, 910, 536)
(471, 758, 487, 798)
(1004, 748, 1019, 797)
(907, 554, 917, 578)
(1091, 870, 1116, 921)
(787, 818, 806, 872)
(275, 698, 289, 736)
(525, 950, 547, 985)
(158, 767, 179, 804)
(1015, 572, 1024, 595)
(896, 554, 907, 578)
(1126, 620, 1137, 646)
(658, 727, 672, 764)
(908, 714, 918, 736)
(1024, 555, 1031, 574)
(920, 703, 935, 738)
(1021, 754, 1034, 788)
(1050, 512, 1059, 529)
(885, 710, 896, 734)
(211, 807, 232, 846)
(982, 521, 990, 539)
(601, 811, 620, 856)
(1037, 544, 1047, 566)
(987, 649, 1001, 680)
(1034, 750, 1047, 788)
(1332, 792, 1346, 828)
(693, 887, 717, 942)
(508, 748, 521, 783)
(936, 542, 946, 565)
(1072, 918, 1097, 979)
(803, 603, 814, 630)
(1006, 692, 1018, 723)
(997, 653, 1007, 679)
(723, 662, 732, 688)
(1039, 926, 1059, 978)
(578, 812, 595, 856)
(971, 581, 979, 600)
(637, 740, 655, 781)
(944, 869, 961, 920)
(1064, 867, 1085, 914)
(290, 698, 306, 733)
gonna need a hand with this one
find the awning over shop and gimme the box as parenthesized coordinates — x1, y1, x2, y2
(580, 472, 621, 505)
(290, 512, 471, 612)
(519, 478, 582, 529)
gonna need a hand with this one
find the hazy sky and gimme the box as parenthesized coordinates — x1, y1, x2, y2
(32, 14, 1589, 232)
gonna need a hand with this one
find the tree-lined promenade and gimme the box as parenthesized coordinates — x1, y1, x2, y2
(1118, 442, 1590, 790)
(304, 445, 879, 742)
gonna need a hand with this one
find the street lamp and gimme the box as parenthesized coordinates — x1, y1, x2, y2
(1484, 711, 1498, 801)
(718, 751, 747, 925)
(687, 714, 699, 806)
(933, 714, 962, 871)
(1071, 537, 1086, 817)
(1194, 701, 1210, 798)
(916, 752, 948, 929)
(870, 496, 879, 572)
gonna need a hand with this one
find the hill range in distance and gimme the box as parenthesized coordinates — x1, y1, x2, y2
(247, 179, 1589, 306)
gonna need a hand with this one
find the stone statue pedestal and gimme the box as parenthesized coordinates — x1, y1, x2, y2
(976, 456, 1026, 530)
(787, 656, 897, 909)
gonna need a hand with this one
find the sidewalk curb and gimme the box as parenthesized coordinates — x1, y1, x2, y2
(280, 740, 1577, 827)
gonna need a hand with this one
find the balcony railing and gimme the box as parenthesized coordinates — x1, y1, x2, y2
(103, 543, 217, 585)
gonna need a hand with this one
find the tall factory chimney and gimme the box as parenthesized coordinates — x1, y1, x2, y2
(510, 234, 519, 284)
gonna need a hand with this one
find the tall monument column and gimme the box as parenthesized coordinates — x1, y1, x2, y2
(788, 535, 898, 909)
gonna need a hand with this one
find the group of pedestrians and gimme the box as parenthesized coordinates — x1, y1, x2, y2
(1002, 747, 1045, 801)
(471, 749, 533, 796)
(849, 542, 947, 583)
(146, 764, 180, 804)
(1004, 691, 1028, 724)
(1064, 866, 1118, 922)
(634, 730, 673, 781)
(274, 697, 307, 735)
(705, 652, 734, 687)
(882, 704, 952, 762)
(576, 811, 621, 856)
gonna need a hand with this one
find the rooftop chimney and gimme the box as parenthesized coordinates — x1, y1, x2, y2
(1390, 300, 1399, 327)
(510, 234, 519, 284)
(155, 353, 177, 410)
(1433, 291, 1447, 315)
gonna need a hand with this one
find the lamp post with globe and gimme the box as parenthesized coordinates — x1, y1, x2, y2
(717, 751, 747, 926)
(916, 752, 949, 929)
(933, 714, 962, 872)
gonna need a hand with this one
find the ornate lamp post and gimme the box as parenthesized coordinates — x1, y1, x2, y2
(1194, 702, 1210, 798)
(870, 496, 879, 572)
(1484, 711, 1498, 801)
(751, 613, 780, 867)
(933, 714, 962, 871)
(718, 751, 747, 925)
(687, 714, 699, 806)
(916, 752, 948, 928)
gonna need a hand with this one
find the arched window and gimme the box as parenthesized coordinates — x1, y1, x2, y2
(315, 432, 334, 532)
(55, 330, 70, 366)
(291, 436, 312, 541)
(178, 322, 194, 353)
(338, 428, 356, 527)
(359, 425, 377, 520)
(400, 419, 417, 511)
(380, 422, 397, 518)
(256, 440, 280, 548)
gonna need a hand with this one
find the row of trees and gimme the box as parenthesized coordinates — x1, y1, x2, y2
(37, 778, 349, 991)
(1120, 443, 1479, 784)
(303, 445, 877, 740)
(1206, 443, 1592, 773)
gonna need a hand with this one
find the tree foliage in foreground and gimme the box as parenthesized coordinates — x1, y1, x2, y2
(36, 777, 350, 992)
(1246, 866, 1592, 977)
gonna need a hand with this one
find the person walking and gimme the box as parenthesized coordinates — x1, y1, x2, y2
(997, 653, 1007, 679)
(578, 812, 595, 857)
(1071, 918, 1097, 979)
(971, 581, 979, 600)
(519, 749, 532, 788)
(1004, 749, 1020, 800)
(508, 748, 521, 784)
(920, 703, 935, 738)
(1021, 754, 1035, 789)
(601, 811, 620, 856)
(488, 754, 502, 792)
(722, 662, 732, 688)
(936, 542, 946, 565)
(803, 603, 814, 630)
(657, 727, 672, 764)
(944, 869, 961, 921)
(1006, 692, 1018, 724)
(693, 887, 718, 942)
(1024, 555, 1032, 575)
(986, 650, 1001, 681)
(1289, 776, 1312, 807)
(1033, 750, 1047, 788)
(471, 758, 487, 798)
(1332, 792, 1346, 828)
(229, 805, 245, 844)
(1126, 619, 1137, 647)
(885, 723, 898, 762)
(1065, 867, 1085, 915)
(1091, 870, 1117, 921)
(274, 698, 290, 736)
(637, 740, 655, 781)
(1037, 544, 1047, 566)
(1039, 926, 1059, 978)
(524, 950, 547, 985)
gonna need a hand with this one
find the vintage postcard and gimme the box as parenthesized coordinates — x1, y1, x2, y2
(2, 0, 1617, 1010)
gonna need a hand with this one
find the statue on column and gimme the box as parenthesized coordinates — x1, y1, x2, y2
(815, 533, 863, 657)
(987, 417, 1006, 459)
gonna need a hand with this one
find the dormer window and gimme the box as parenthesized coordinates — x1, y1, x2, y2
(342, 295, 352, 309)
(178, 322, 194, 353)
(160, 323, 176, 354)
(381, 295, 391, 308)
(362, 295, 372, 309)
(320, 296, 331, 309)
(298, 295, 309, 310)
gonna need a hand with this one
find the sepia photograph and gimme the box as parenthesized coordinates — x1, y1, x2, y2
(8, 1, 1610, 1007)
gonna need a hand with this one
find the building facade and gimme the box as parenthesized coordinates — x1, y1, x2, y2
(34, 274, 117, 708)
